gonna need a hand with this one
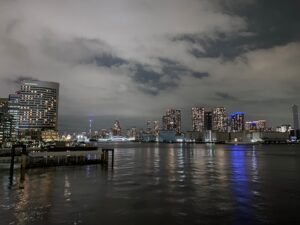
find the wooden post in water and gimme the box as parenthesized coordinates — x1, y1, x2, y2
(111, 149, 114, 168)
(9, 144, 27, 188)
(9, 145, 16, 186)
(101, 148, 114, 168)
(19, 145, 27, 189)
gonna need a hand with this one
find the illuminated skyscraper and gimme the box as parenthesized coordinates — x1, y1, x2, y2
(292, 104, 299, 131)
(8, 94, 20, 140)
(162, 109, 181, 134)
(0, 99, 12, 145)
(127, 127, 138, 140)
(275, 124, 292, 133)
(245, 120, 266, 131)
(153, 120, 160, 136)
(146, 120, 152, 133)
(192, 107, 205, 131)
(212, 107, 227, 132)
(112, 120, 122, 136)
(19, 80, 59, 131)
(0, 98, 8, 113)
(100, 129, 110, 138)
(229, 112, 245, 132)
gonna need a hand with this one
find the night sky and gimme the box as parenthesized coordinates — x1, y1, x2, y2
(0, 0, 299, 132)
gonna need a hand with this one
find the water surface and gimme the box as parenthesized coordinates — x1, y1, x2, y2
(1, 143, 300, 225)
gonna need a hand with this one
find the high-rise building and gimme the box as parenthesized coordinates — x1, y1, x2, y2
(292, 104, 299, 131)
(204, 111, 213, 131)
(112, 120, 122, 136)
(100, 129, 110, 138)
(162, 109, 181, 134)
(153, 121, 160, 136)
(0, 112, 13, 146)
(0, 98, 12, 145)
(192, 107, 205, 132)
(8, 94, 20, 140)
(245, 120, 266, 131)
(146, 120, 152, 134)
(145, 120, 160, 135)
(229, 112, 245, 132)
(127, 127, 137, 138)
(212, 107, 227, 132)
(19, 80, 59, 131)
(0, 98, 8, 113)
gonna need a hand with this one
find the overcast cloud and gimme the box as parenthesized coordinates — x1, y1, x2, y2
(0, 0, 299, 132)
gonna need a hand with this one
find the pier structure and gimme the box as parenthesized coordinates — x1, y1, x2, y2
(26, 148, 115, 168)
(1, 146, 115, 170)
(27, 149, 102, 168)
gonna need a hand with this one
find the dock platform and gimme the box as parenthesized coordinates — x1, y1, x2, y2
(1, 145, 115, 169)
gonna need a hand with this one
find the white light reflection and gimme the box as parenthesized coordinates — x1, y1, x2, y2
(176, 145, 186, 183)
(251, 145, 259, 183)
(64, 175, 71, 202)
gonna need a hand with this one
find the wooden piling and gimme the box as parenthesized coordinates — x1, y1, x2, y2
(101, 148, 115, 168)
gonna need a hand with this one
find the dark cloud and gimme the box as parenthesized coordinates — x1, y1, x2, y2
(173, 1, 300, 60)
(215, 92, 238, 101)
(131, 64, 179, 95)
(160, 58, 209, 79)
(191, 72, 210, 79)
(131, 61, 209, 95)
(224, 0, 300, 46)
(82, 54, 128, 68)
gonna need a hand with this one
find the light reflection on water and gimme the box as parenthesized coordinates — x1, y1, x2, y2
(1, 143, 300, 225)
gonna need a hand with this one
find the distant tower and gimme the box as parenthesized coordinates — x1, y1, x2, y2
(292, 104, 299, 131)
(89, 119, 92, 136)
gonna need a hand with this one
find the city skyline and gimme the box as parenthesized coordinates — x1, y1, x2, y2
(1, 79, 299, 135)
(0, 0, 299, 131)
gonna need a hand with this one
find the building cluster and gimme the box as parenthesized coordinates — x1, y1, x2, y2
(157, 106, 298, 143)
(0, 80, 59, 147)
(159, 108, 264, 143)
(85, 106, 299, 143)
(191, 107, 227, 132)
(1, 79, 299, 147)
(162, 108, 267, 135)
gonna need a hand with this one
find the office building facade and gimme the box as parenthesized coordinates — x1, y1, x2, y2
(229, 112, 245, 132)
(212, 107, 227, 132)
(8, 94, 20, 140)
(112, 120, 122, 136)
(245, 120, 267, 131)
(19, 80, 59, 131)
(162, 109, 181, 134)
(192, 107, 205, 132)
(0, 98, 12, 145)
